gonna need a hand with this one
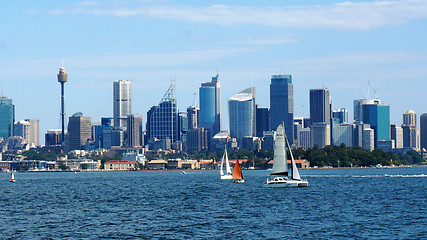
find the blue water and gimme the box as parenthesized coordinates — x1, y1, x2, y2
(1, 167, 426, 239)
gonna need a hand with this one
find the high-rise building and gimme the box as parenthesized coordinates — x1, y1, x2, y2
(127, 114, 142, 147)
(362, 103, 390, 148)
(25, 119, 39, 146)
(390, 124, 403, 149)
(113, 80, 131, 129)
(310, 122, 330, 148)
(332, 108, 348, 124)
(309, 88, 331, 125)
(45, 129, 63, 146)
(298, 128, 311, 150)
(228, 87, 256, 142)
(57, 66, 68, 143)
(256, 105, 269, 138)
(362, 126, 375, 151)
(420, 113, 427, 151)
(13, 120, 30, 143)
(187, 128, 208, 152)
(402, 110, 418, 150)
(270, 74, 293, 141)
(353, 98, 381, 123)
(146, 83, 178, 142)
(0, 94, 15, 139)
(67, 112, 91, 151)
(331, 122, 353, 147)
(199, 74, 221, 134)
(178, 112, 188, 147)
(187, 105, 199, 130)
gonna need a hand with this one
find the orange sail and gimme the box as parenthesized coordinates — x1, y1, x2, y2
(232, 159, 243, 180)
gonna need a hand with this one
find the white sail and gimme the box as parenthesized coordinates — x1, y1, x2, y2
(286, 135, 301, 180)
(271, 123, 288, 176)
(220, 151, 225, 176)
(225, 148, 232, 174)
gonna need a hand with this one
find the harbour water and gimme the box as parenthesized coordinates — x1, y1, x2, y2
(1, 167, 426, 239)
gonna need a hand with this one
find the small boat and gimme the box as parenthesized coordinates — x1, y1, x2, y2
(10, 171, 15, 183)
(220, 145, 232, 180)
(265, 123, 308, 188)
(181, 171, 187, 174)
(232, 159, 245, 183)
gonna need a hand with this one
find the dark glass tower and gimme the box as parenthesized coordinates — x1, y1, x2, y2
(420, 113, 427, 150)
(0, 94, 14, 138)
(270, 74, 293, 142)
(309, 89, 331, 125)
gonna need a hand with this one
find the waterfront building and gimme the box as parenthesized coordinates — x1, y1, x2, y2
(362, 103, 390, 148)
(104, 160, 137, 171)
(256, 105, 269, 138)
(113, 80, 131, 129)
(199, 74, 221, 144)
(0, 94, 15, 139)
(310, 122, 331, 148)
(310, 88, 331, 125)
(332, 108, 348, 124)
(390, 124, 403, 149)
(421, 113, 427, 151)
(228, 87, 256, 143)
(127, 114, 143, 147)
(270, 74, 294, 142)
(146, 83, 178, 142)
(67, 112, 91, 151)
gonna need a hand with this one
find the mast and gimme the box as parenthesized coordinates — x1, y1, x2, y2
(286, 133, 301, 180)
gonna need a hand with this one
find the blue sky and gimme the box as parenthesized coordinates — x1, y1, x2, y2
(1, 0, 426, 143)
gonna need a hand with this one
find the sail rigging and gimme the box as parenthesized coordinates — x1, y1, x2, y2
(271, 123, 288, 176)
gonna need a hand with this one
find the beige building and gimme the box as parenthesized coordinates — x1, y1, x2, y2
(67, 112, 91, 151)
(104, 160, 137, 171)
(146, 160, 168, 170)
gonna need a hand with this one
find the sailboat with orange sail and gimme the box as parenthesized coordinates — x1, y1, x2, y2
(232, 159, 245, 183)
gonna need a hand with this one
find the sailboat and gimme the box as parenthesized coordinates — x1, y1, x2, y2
(232, 159, 245, 183)
(265, 123, 308, 187)
(220, 145, 232, 180)
(10, 170, 15, 183)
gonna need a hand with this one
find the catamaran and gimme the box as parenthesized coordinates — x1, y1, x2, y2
(232, 159, 245, 183)
(265, 123, 308, 187)
(220, 145, 233, 180)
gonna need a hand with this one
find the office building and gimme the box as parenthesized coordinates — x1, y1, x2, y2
(67, 112, 91, 151)
(310, 122, 331, 148)
(390, 124, 403, 149)
(0, 94, 15, 139)
(402, 110, 418, 150)
(332, 108, 348, 124)
(270, 74, 294, 141)
(187, 128, 208, 152)
(353, 98, 380, 123)
(25, 119, 39, 146)
(256, 105, 269, 138)
(45, 129, 63, 146)
(420, 113, 427, 151)
(310, 89, 331, 125)
(113, 80, 131, 129)
(146, 83, 178, 142)
(13, 120, 30, 143)
(199, 74, 221, 135)
(228, 87, 256, 142)
(362, 103, 390, 148)
(298, 128, 311, 150)
(187, 105, 199, 130)
(331, 122, 353, 147)
(362, 126, 375, 151)
(403, 110, 416, 126)
(127, 114, 143, 147)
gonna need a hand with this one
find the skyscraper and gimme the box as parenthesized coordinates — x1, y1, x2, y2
(126, 114, 142, 147)
(13, 120, 30, 143)
(67, 112, 91, 151)
(362, 103, 390, 148)
(332, 108, 348, 124)
(390, 124, 403, 149)
(309, 88, 331, 125)
(25, 119, 39, 146)
(270, 74, 293, 141)
(113, 80, 131, 129)
(57, 66, 67, 143)
(256, 105, 269, 138)
(199, 74, 221, 134)
(0, 94, 14, 139)
(228, 87, 256, 142)
(403, 110, 417, 126)
(420, 113, 427, 151)
(147, 83, 178, 142)
(353, 98, 381, 123)
(402, 110, 418, 149)
(187, 105, 199, 130)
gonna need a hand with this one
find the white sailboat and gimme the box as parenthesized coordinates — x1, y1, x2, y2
(220, 145, 233, 180)
(265, 123, 308, 187)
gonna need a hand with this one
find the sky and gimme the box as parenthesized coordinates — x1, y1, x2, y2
(1, 0, 426, 144)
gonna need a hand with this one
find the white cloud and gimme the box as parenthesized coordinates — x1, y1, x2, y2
(41, 0, 427, 30)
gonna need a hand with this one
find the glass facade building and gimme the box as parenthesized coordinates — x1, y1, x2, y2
(270, 74, 293, 142)
(0, 95, 15, 139)
(228, 87, 256, 142)
(362, 104, 390, 148)
(199, 75, 221, 135)
(309, 88, 331, 125)
(113, 80, 131, 129)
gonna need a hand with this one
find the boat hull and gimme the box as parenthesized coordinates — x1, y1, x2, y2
(264, 177, 308, 187)
(221, 175, 233, 180)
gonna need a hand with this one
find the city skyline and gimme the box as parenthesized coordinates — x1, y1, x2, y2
(1, 0, 426, 143)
